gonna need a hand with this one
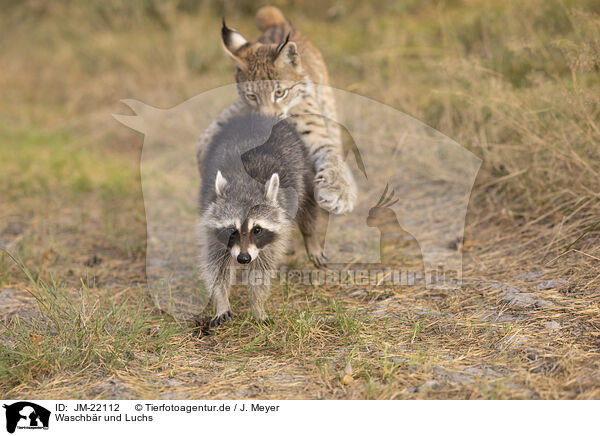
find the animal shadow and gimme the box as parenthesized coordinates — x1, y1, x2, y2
(366, 184, 424, 271)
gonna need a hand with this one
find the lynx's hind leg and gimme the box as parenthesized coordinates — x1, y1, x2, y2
(291, 112, 357, 215)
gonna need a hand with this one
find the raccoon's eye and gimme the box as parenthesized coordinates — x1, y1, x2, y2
(273, 88, 288, 100)
(228, 227, 238, 235)
(252, 226, 263, 235)
(246, 93, 258, 102)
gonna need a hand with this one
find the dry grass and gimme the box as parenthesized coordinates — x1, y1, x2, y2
(1, 0, 599, 399)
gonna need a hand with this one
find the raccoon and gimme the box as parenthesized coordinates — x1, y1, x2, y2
(199, 114, 325, 326)
(196, 6, 357, 215)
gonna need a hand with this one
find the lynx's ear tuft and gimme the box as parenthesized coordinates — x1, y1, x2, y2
(274, 35, 300, 69)
(221, 19, 248, 70)
(215, 170, 228, 197)
(264, 173, 280, 204)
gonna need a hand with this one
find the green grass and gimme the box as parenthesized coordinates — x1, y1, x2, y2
(0, 123, 137, 202)
(0, 256, 187, 393)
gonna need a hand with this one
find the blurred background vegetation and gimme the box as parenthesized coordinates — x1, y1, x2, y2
(2, 0, 598, 277)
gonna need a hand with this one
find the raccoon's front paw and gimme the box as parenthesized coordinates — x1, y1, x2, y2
(314, 163, 357, 215)
(308, 250, 328, 268)
(210, 309, 234, 327)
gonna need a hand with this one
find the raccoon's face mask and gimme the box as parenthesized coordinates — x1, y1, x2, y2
(212, 171, 282, 264)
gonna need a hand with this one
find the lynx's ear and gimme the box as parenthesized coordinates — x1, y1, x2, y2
(221, 19, 248, 70)
(215, 170, 228, 197)
(264, 173, 280, 204)
(274, 34, 300, 69)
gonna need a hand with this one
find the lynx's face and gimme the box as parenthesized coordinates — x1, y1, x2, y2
(221, 23, 312, 116)
(238, 78, 311, 117)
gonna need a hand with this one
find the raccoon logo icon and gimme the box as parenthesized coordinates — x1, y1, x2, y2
(2, 402, 50, 434)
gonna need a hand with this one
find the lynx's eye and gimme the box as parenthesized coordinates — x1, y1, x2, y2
(246, 93, 258, 102)
(252, 226, 263, 235)
(273, 88, 288, 100)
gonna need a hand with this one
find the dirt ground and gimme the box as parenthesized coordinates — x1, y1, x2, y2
(1, 0, 599, 399)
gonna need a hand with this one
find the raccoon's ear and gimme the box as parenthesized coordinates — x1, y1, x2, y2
(274, 36, 300, 69)
(264, 173, 280, 204)
(215, 170, 228, 197)
(221, 19, 248, 70)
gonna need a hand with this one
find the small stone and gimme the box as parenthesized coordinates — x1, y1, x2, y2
(498, 334, 530, 350)
(338, 243, 354, 253)
(2, 221, 25, 236)
(514, 271, 544, 281)
(342, 373, 354, 385)
(420, 380, 441, 391)
(464, 365, 504, 379)
(535, 280, 568, 290)
(341, 362, 354, 384)
(503, 287, 553, 308)
(347, 289, 367, 298)
(432, 366, 473, 385)
(165, 378, 181, 387)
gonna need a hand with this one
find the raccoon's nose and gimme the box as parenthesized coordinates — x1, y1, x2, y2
(237, 253, 251, 264)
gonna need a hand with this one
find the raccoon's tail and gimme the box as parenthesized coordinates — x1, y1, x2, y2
(255, 6, 288, 32)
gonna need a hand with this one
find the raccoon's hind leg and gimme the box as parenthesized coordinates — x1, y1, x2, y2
(298, 196, 328, 268)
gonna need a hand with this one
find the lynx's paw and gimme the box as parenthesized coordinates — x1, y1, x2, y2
(210, 309, 234, 327)
(314, 162, 357, 215)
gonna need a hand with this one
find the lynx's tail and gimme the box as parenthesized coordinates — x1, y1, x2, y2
(255, 6, 288, 31)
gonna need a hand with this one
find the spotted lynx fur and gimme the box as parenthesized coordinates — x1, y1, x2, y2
(196, 6, 357, 215)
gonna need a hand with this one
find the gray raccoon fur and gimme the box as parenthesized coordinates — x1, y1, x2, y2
(199, 114, 325, 326)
